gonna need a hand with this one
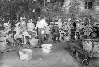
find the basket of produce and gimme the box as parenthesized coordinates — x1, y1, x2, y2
(19, 49, 33, 61)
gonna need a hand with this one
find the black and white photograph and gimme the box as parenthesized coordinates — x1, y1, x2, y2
(0, 0, 99, 67)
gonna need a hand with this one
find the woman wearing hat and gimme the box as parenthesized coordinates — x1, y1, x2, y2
(27, 19, 35, 31)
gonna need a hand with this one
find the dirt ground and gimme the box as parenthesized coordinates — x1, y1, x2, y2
(0, 41, 98, 67)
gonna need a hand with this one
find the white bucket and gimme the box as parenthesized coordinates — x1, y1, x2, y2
(19, 49, 33, 61)
(41, 44, 52, 53)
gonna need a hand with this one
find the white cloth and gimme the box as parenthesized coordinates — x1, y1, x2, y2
(36, 19, 48, 28)
(27, 22, 35, 31)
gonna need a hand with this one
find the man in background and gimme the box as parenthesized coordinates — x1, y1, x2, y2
(35, 17, 48, 48)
